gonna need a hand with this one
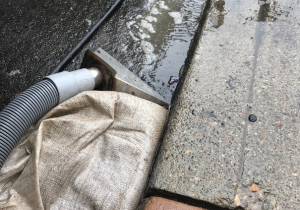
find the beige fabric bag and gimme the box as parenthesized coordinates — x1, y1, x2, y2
(0, 91, 167, 210)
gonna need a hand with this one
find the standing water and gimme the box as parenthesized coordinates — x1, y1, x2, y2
(66, 0, 207, 102)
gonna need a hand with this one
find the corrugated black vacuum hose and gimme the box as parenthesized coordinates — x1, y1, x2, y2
(0, 0, 124, 169)
(0, 79, 59, 167)
(0, 68, 102, 169)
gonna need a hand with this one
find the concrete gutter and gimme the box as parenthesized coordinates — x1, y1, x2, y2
(149, 0, 300, 209)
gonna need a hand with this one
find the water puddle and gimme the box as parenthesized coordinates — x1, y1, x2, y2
(67, 0, 207, 102)
(210, 0, 225, 28)
(253, 0, 269, 68)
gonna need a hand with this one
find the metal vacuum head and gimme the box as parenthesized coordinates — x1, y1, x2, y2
(80, 48, 170, 106)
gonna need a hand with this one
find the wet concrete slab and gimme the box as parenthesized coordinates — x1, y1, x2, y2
(149, 0, 300, 209)
(0, 0, 114, 110)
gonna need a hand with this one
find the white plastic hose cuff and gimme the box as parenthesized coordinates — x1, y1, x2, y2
(46, 69, 95, 104)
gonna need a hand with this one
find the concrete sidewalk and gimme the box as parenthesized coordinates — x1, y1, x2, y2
(149, 0, 300, 209)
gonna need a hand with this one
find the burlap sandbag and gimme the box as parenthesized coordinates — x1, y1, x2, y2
(0, 91, 167, 210)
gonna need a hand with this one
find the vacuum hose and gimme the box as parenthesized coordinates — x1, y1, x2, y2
(0, 68, 102, 169)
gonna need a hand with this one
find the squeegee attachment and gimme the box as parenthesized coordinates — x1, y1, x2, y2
(80, 48, 170, 106)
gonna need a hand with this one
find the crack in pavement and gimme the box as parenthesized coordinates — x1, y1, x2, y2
(237, 1, 267, 184)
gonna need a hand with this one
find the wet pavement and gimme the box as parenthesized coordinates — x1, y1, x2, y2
(149, 0, 300, 209)
(2, 0, 300, 209)
(0, 0, 115, 110)
(0, 0, 207, 110)
(64, 0, 207, 102)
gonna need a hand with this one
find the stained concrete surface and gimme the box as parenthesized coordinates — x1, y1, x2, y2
(149, 0, 300, 209)
(0, 0, 114, 110)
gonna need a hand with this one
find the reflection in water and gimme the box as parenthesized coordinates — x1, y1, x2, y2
(257, 0, 270, 22)
(212, 0, 225, 28)
(90, 0, 206, 102)
(246, 1, 279, 23)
